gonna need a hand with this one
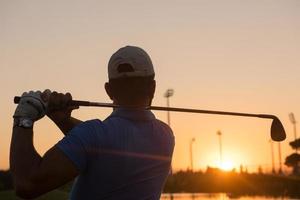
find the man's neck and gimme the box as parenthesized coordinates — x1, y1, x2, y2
(113, 99, 151, 107)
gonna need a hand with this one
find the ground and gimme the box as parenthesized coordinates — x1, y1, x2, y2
(0, 190, 69, 200)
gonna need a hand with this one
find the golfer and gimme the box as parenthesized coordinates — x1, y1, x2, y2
(10, 46, 175, 199)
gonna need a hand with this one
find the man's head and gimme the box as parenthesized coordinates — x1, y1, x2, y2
(105, 46, 156, 106)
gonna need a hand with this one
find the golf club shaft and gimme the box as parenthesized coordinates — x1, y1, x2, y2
(14, 96, 275, 120)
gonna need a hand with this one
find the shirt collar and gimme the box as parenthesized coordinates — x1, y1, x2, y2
(109, 108, 156, 121)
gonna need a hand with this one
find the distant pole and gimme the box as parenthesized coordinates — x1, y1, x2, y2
(164, 89, 174, 126)
(164, 89, 174, 174)
(269, 140, 275, 174)
(217, 131, 223, 167)
(289, 113, 298, 152)
(278, 142, 283, 174)
(190, 138, 196, 172)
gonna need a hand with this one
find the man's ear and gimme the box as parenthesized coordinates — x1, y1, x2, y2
(149, 80, 156, 99)
(105, 82, 114, 100)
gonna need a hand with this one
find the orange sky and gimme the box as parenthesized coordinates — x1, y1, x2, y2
(1, 0, 300, 172)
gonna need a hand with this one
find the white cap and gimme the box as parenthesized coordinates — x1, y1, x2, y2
(108, 46, 155, 79)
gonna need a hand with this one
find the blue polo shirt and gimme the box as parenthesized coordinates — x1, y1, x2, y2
(56, 108, 175, 200)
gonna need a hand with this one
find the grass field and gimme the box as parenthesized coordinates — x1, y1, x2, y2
(0, 190, 69, 200)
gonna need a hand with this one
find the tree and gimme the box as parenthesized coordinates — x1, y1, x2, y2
(285, 153, 300, 175)
(290, 139, 300, 150)
(285, 139, 300, 175)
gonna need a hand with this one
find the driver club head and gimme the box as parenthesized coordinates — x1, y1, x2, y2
(271, 117, 286, 142)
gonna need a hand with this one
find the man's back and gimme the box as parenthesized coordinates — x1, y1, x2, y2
(10, 46, 175, 199)
(57, 108, 174, 199)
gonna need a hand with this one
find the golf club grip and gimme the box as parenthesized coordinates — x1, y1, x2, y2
(14, 96, 91, 106)
(14, 96, 20, 104)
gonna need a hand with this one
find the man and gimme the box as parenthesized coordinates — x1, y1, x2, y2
(10, 46, 175, 199)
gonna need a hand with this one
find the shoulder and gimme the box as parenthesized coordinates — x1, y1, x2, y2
(56, 119, 105, 159)
(71, 119, 104, 133)
(76, 119, 103, 127)
(154, 119, 172, 130)
(56, 120, 104, 172)
(65, 119, 105, 142)
(153, 119, 175, 138)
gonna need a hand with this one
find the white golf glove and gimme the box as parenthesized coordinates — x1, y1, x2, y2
(13, 90, 50, 121)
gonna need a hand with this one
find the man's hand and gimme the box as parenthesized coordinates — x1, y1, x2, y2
(43, 90, 81, 134)
(44, 91, 79, 125)
(14, 91, 48, 121)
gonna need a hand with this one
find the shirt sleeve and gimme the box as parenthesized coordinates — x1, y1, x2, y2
(56, 120, 98, 172)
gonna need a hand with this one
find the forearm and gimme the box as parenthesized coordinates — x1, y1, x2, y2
(10, 125, 79, 199)
(52, 116, 82, 135)
(10, 127, 41, 189)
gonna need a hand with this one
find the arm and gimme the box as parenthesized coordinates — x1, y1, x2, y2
(10, 90, 81, 198)
(52, 116, 82, 135)
(10, 126, 79, 199)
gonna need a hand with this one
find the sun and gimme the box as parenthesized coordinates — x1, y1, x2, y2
(219, 160, 234, 171)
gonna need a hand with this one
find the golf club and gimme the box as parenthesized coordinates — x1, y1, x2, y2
(14, 96, 286, 142)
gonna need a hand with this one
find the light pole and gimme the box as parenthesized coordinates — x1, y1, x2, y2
(278, 142, 283, 174)
(217, 130, 223, 167)
(289, 112, 297, 141)
(164, 89, 174, 175)
(269, 139, 275, 174)
(190, 138, 196, 172)
(164, 89, 174, 126)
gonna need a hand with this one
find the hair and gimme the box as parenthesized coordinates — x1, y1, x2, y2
(108, 75, 155, 105)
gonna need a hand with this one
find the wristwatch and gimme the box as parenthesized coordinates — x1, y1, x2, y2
(14, 118, 34, 128)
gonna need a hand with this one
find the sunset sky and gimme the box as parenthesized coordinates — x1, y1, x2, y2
(1, 0, 300, 172)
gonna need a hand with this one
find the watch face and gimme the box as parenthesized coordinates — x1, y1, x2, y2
(21, 118, 33, 128)
(23, 119, 33, 127)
